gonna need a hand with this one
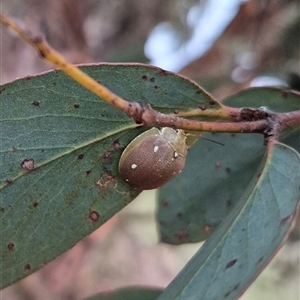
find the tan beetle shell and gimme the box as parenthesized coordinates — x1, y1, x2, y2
(119, 127, 187, 190)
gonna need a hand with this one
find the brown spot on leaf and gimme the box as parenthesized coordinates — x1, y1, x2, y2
(161, 199, 169, 207)
(225, 167, 231, 174)
(173, 109, 179, 114)
(5, 178, 12, 184)
(86, 170, 92, 176)
(24, 264, 31, 271)
(215, 160, 222, 168)
(280, 214, 293, 226)
(154, 85, 158, 89)
(0, 87, 5, 94)
(177, 212, 182, 218)
(52, 82, 57, 86)
(204, 224, 213, 234)
(21, 159, 35, 171)
(74, 103, 80, 109)
(257, 257, 264, 264)
(199, 105, 206, 110)
(96, 173, 117, 189)
(31, 100, 40, 107)
(142, 75, 148, 80)
(77, 154, 84, 160)
(101, 151, 113, 165)
(158, 69, 167, 76)
(0, 207, 4, 212)
(226, 259, 237, 269)
(7, 243, 14, 251)
(231, 133, 236, 138)
(196, 90, 201, 94)
(25, 75, 32, 80)
(33, 202, 39, 208)
(150, 77, 155, 82)
(89, 210, 99, 224)
(113, 139, 120, 151)
(175, 229, 189, 242)
(224, 284, 239, 298)
(209, 100, 216, 105)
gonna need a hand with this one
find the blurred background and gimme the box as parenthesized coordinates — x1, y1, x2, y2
(1, 0, 299, 299)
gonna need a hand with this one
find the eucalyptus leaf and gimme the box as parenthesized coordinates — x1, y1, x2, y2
(158, 143, 300, 300)
(0, 63, 218, 288)
(157, 87, 300, 244)
(83, 287, 162, 300)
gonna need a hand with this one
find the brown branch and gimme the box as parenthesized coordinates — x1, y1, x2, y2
(279, 110, 300, 132)
(2, 12, 299, 138)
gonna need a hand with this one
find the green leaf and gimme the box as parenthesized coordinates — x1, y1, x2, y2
(157, 87, 300, 244)
(0, 63, 218, 289)
(83, 287, 162, 300)
(158, 143, 300, 300)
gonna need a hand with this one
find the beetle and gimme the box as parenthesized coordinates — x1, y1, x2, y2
(119, 127, 187, 190)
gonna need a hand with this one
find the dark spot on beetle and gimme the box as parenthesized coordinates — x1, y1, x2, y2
(142, 75, 148, 80)
(21, 159, 35, 171)
(209, 100, 216, 105)
(161, 199, 169, 207)
(31, 100, 40, 107)
(33, 202, 39, 208)
(77, 154, 84, 160)
(199, 105, 206, 110)
(86, 170, 92, 176)
(0, 87, 5, 94)
(173, 109, 179, 114)
(280, 214, 293, 226)
(177, 212, 182, 218)
(226, 259, 237, 269)
(74, 103, 80, 109)
(154, 85, 158, 89)
(215, 160, 221, 168)
(150, 77, 155, 82)
(24, 264, 31, 271)
(7, 243, 14, 251)
(113, 139, 120, 151)
(175, 229, 189, 242)
(89, 210, 99, 224)
(5, 178, 13, 184)
(225, 167, 231, 174)
(231, 133, 236, 137)
(224, 284, 239, 298)
(0, 207, 4, 212)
